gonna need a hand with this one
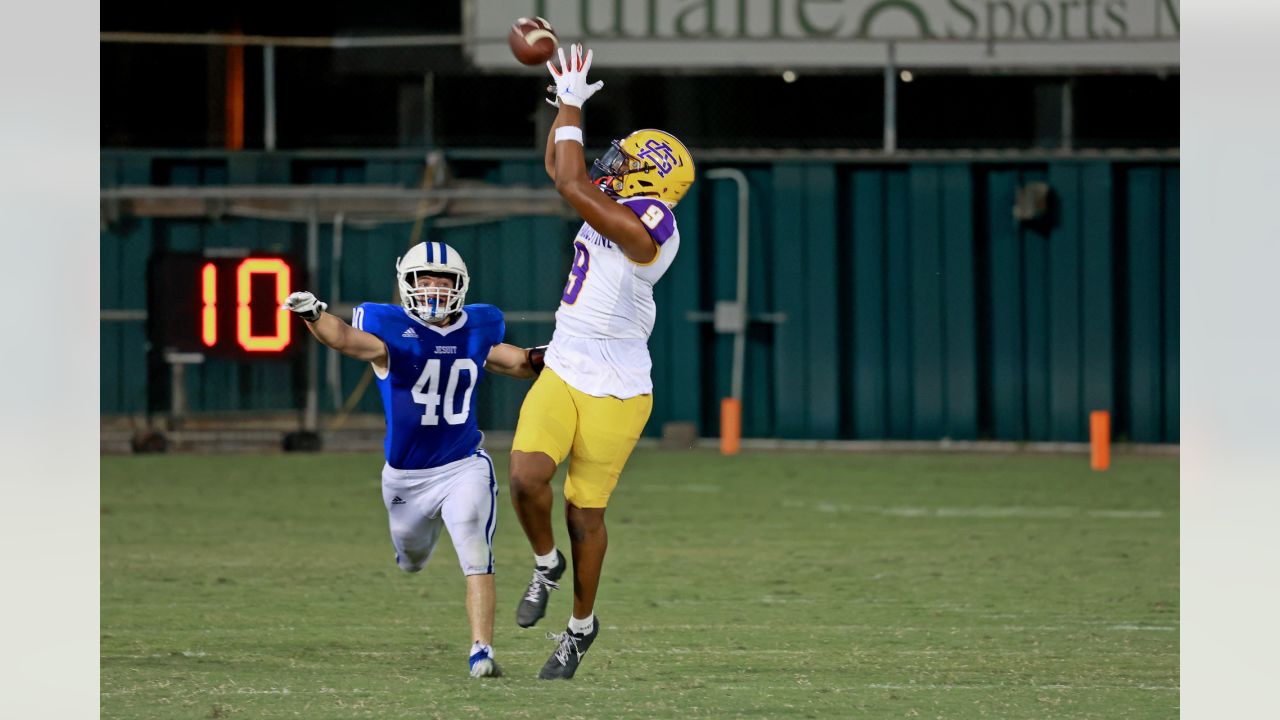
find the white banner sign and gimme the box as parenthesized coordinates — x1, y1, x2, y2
(467, 0, 1179, 69)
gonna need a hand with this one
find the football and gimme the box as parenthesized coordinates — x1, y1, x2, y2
(508, 17, 559, 66)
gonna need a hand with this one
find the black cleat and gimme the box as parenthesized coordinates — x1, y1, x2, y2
(538, 619, 599, 680)
(516, 550, 566, 628)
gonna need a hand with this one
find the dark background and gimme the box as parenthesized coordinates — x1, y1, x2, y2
(101, 2, 1178, 151)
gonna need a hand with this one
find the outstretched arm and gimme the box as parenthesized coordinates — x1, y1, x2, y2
(484, 342, 539, 379)
(305, 313, 388, 364)
(546, 44, 658, 265)
(544, 110, 567, 182)
(284, 292, 388, 366)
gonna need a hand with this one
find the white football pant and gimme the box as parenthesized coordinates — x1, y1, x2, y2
(380, 449, 497, 576)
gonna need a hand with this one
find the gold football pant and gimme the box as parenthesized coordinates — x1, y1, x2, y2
(512, 367, 652, 508)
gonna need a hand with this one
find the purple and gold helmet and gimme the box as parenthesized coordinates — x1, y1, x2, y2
(590, 129, 695, 207)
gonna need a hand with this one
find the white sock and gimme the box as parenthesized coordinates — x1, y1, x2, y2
(535, 548, 560, 569)
(568, 614, 595, 635)
(470, 641, 492, 658)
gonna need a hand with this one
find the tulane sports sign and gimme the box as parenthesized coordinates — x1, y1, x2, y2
(466, 0, 1179, 69)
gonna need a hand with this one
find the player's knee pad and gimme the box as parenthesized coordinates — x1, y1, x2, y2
(458, 542, 492, 576)
(444, 508, 494, 575)
(390, 525, 437, 573)
(395, 549, 429, 573)
(437, 467, 496, 575)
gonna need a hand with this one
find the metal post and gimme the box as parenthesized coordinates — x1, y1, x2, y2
(328, 212, 345, 410)
(884, 42, 897, 154)
(170, 361, 187, 429)
(423, 72, 435, 150)
(264, 43, 277, 150)
(1061, 78, 1074, 152)
(304, 208, 320, 431)
(164, 352, 205, 430)
(705, 169, 751, 402)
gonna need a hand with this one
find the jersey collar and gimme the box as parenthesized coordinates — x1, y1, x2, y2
(403, 307, 469, 336)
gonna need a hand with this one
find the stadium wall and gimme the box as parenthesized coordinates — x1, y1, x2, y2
(101, 151, 1178, 443)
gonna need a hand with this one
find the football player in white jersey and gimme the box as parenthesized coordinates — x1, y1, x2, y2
(507, 43, 696, 679)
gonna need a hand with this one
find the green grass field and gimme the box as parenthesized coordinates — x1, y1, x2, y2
(102, 449, 1178, 719)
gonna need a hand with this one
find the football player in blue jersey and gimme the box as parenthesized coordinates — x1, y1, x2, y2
(283, 241, 545, 679)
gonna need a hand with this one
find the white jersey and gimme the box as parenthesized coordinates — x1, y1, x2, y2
(545, 196, 680, 399)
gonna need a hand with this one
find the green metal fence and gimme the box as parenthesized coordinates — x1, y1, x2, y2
(101, 151, 1178, 443)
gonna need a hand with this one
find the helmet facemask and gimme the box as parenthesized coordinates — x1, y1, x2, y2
(591, 140, 653, 199)
(397, 269, 466, 324)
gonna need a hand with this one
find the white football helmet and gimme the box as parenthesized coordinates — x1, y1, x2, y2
(395, 241, 469, 324)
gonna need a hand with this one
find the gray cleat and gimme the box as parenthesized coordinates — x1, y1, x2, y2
(516, 550, 566, 628)
(538, 618, 600, 680)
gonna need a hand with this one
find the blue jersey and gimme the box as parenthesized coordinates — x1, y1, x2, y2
(352, 303, 505, 470)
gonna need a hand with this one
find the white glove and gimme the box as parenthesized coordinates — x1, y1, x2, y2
(282, 291, 327, 322)
(546, 43, 603, 108)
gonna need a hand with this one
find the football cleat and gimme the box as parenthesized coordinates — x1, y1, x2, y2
(538, 618, 599, 680)
(516, 550, 566, 628)
(468, 646, 502, 678)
